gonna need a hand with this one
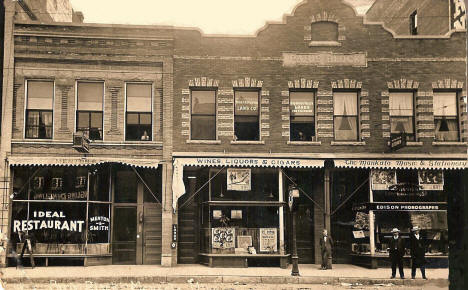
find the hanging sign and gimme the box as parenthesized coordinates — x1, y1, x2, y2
(259, 228, 277, 252)
(212, 227, 235, 249)
(389, 133, 407, 151)
(227, 168, 251, 191)
(371, 170, 397, 190)
(418, 171, 444, 190)
(172, 224, 178, 242)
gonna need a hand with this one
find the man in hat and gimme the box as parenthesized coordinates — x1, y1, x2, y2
(410, 226, 427, 279)
(388, 228, 405, 279)
(319, 229, 333, 270)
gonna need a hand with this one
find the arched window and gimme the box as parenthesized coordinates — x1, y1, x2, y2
(311, 21, 338, 42)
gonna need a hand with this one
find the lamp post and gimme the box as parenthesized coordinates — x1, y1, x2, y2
(289, 185, 300, 276)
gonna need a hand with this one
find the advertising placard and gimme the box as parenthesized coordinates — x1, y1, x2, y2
(259, 228, 277, 252)
(371, 170, 396, 190)
(418, 170, 444, 190)
(227, 168, 251, 191)
(212, 227, 235, 249)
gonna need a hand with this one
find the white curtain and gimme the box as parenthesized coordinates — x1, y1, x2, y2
(389, 92, 413, 116)
(334, 92, 357, 115)
(433, 92, 457, 116)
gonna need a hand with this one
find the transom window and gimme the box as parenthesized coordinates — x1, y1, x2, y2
(433, 91, 459, 141)
(290, 91, 315, 141)
(126, 83, 152, 141)
(76, 81, 104, 140)
(25, 80, 54, 139)
(234, 90, 259, 141)
(389, 92, 415, 141)
(191, 90, 216, 140)
(333, 91, 358, 141)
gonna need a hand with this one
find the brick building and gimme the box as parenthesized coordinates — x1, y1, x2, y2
(0, 0, 466, 269)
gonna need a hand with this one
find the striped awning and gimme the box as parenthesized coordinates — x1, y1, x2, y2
(175, 157, 324, 168)
(7, 156, 160, 169)
(334, 159, 468, 170)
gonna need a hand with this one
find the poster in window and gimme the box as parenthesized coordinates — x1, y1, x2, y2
(213, 210, 222, 219)
(371, 170, 396, 190)
(237, 235, 252, 249)
(259, 228, 277, 252)
(212, 227, 235, 249)
(231, 210, 242, 219)
(227, 168, 251, 191)
(418, 170, 444, 190)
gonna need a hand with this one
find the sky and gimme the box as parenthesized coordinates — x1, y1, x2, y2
(68, 0, 375, 35)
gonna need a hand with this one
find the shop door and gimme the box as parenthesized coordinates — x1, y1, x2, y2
(113, 169, 162, 265)
(297, 205, 315, 264)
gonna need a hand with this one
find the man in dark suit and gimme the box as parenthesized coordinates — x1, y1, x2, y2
(410, 226, 427, 279)
(319, 229, 333, 270)
(18, 231, 35, 268)
(388, 228, 405, 279)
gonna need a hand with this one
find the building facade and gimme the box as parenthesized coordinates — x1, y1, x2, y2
(1, 0, 467, 268)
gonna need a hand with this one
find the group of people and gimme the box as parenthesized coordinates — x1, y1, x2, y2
(320, 226, 427, 279)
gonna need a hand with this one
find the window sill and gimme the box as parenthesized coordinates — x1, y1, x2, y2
(287, 141, 321, 146)
(186, 140, 221, 144)
(432, 141, 467, 146)
(308, 41, 341, 47)
(331, 141, 366, 146)
(230, 140, 265, 145)
(406, 141, 423, 146)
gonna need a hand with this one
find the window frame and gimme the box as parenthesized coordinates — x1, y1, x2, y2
(433, 89, 461, 142)
(24, 79, 55, 140)
(410, 10, 418, 35)
(389, 90, 417, 141)
(75, 80, 105, 141)
(190, 88, 217, 141)
(125, 82, 154, 141)
(333, 90, 360, 141)
(289, 89, 316, 142)
(233, 88, 261, 141)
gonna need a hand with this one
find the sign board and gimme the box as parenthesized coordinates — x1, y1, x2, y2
(259, 228, 277, 252)
(12, 210, 85, 233)
(418, 171, 444, 190)
(283, 52, 367, 67)
(176, 157, 324, 168)
(172, 224, 178, 242)
(335, 159, 468, 170)
(371, 170, 397, 190)
(212, 227, 235, 249)
(370, 202, 447, 211)
(227, 168, 251, 191)
(389, 133, 407, 151)
(352, 230, 365, 239)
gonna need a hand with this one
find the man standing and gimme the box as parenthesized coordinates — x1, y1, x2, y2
(18, 231, 35, 268)
(388, 228, 405, 279)
(410, 226, 427, 279)
(319, 229, 333, 270)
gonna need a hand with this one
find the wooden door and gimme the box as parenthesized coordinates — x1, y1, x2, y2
(142, 204, 162, 264)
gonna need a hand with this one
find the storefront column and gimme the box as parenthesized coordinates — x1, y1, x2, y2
(161, 162, 175, 266)
(323, 168, 331, 232)
(369, 172, 375, 255)
(278, 170, 285, 255)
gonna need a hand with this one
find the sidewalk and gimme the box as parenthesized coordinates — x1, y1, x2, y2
(2, 264, 449, 287)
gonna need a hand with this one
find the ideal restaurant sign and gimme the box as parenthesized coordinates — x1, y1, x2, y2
(282, 52, 367, 67)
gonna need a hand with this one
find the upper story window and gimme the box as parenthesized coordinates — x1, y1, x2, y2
(389, 92, 415, 141)
(290, 91, 315, 141)
(433, 91, 459, 141)
(25, 80, 54, 139)
(191, 90, 216, 140)
(126, 83, 152, 141)
(76, 81, 104, 140)
(311, 21, 338, 42)
(410, 10, 418, 35)
(234, 90, 259, 141)
(333, 91, 358, 141)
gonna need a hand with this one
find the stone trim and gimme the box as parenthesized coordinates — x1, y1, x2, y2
(331, 79, 362, 89)
(432, 79, 464, 89)
(188, 77, 219, 88)
(232, 77, 263, 88)
(387, 79, 419, 89)
(288, 79, 319, 89)
(287, 141, 321, 146)
(230, 140, 265, 145)
(304, 11, 346, 44)
(186, 140, 221, 144)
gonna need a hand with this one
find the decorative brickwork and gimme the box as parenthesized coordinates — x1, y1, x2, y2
(304, 11, 346, 43)
(57, 85, 72, 133)
(232, 77, 263, 88)
(12, 83, 22, 133)
(107, 86, 122, 135)
(387, 79, 419, 89)
(288, 79, 319, 89)
(432, 79, 464, 89)
(188, 77, 219, 88)
(331, 79, 362, 89)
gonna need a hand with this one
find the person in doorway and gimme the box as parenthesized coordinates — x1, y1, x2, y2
(18, 231, 35, 268)
(388, 228, 405, 279)
(410, 226, 427, 279)
(319, 229, 333, 270)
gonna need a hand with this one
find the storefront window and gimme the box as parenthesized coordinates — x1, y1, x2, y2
(234, 90, 259, 141)
(290, 91, 315, 141)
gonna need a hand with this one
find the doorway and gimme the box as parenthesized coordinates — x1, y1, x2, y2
(112, 167, 162, 265)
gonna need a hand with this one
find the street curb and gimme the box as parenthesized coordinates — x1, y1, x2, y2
(3, 275, 449, 287)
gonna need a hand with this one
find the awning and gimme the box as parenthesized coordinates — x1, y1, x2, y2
(175, 157, 325, 168)
(334, 159, 468, 170)
(7, 156, 160, 169)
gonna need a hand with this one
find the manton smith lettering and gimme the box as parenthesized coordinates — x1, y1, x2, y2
(13, 211, 85, 233)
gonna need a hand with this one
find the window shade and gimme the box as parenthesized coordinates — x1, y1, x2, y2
(77, 82, 104, 111)
(27, 81, 53, 110)
(333, 92, 357, 115)
(127, 83, 152, 112)
(433, 92, 457, 116)
(389, 92, 413, 116)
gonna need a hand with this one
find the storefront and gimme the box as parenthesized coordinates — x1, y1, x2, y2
(7, 157, 162, 266)
(172, 157, 324, 267)
(334, 159, 467, 269)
